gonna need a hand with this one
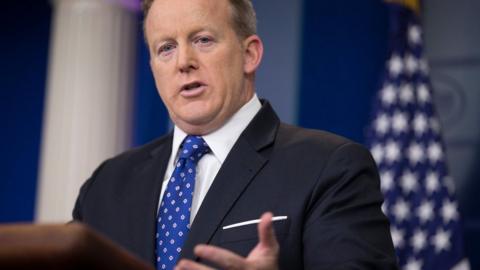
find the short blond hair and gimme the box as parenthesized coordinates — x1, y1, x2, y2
(141, 0, 257, 39)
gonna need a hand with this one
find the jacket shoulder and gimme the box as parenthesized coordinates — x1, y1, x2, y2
(277, 123, 358, 152)
(103, 133, 172, 166)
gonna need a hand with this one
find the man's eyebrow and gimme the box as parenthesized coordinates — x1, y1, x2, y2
(187, 26, 221, 39)
(150, 26, 222, 48)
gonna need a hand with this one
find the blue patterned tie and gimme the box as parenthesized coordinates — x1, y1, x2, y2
(156, 135, 210, 270)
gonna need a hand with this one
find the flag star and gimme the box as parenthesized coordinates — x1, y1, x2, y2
(413, 113, 428, 135)
(426, 171, 440, 194)
(390, 227, 405, 248)
(381, 84, 397, 105)
(370, 144, 384, 164)
(411, 229, 427, 252)
(417, 84, 431, 103)
(405, 54, 418, 74)
(432, 229, 451, 253)
(428, 142, 443, 164)
(416, 200, 434, 224)
(392, 198, 410, 222)
(441, 200, 459, 224)
(404, 257, 423, 270)
(375, 114, 390, 135)
(408, 24, 422, 45)
(400, 83, 414, 104)
(392, 111, 408, 133)
(388, 54, 404, 77)
(380, 170, 394, 192)
(407, 143, 425, 165)
(385, 140, 401, 163)
(400, 170, 418, 194)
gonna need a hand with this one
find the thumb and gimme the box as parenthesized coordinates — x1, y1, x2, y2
(246, 212, 280, 269)
(257, 212, 279, 250)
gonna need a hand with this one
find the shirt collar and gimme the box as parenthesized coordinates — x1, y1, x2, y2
(171, 94, 262, 165)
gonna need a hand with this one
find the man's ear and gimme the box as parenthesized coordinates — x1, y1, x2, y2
(243, 35, 264, 74)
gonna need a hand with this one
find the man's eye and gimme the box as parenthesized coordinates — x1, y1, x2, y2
(158, 44, 175, 55)
(195, 36, 214, 46)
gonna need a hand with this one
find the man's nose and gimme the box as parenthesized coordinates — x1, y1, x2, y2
(176, 45, 198, 73)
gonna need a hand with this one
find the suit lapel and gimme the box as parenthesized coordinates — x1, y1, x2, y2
(180, 101, 280, 260)
(123, 135, 173, 263)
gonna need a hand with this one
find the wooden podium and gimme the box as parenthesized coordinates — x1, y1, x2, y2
(0, 223, 155, 270)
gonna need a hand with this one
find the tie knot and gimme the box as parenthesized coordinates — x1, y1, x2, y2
(179, 135, 210, 161)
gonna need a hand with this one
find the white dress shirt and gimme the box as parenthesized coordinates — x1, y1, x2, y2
(158, 94, 262, 223)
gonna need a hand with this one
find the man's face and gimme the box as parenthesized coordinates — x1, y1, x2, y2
(145, 0, 256, 135)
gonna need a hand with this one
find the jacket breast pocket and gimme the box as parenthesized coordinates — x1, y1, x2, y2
(219, 217, 291, 245)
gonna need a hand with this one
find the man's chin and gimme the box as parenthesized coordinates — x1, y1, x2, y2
(173, 115, 220, 135)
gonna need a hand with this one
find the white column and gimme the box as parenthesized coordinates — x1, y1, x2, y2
(36, 0, 139, 222)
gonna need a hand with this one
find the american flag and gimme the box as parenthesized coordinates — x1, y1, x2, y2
(366, 1, 470, 269)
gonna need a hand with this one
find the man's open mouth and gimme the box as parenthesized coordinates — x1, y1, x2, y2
(182, 82, 205, 91)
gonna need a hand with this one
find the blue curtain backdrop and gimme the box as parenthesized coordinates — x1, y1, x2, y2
(0, 1, 51, 222)
(298, 0, 389, 144)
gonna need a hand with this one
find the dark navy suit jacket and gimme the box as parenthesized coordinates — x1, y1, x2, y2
(73, 101, 398, 269)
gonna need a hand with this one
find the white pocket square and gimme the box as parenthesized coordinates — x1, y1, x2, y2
(222, 216, 288, 230)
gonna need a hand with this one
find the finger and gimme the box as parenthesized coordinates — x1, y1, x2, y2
(257, 212, 278, 249)
(194, 244, 246, 270)
(175, 259, 215, 270)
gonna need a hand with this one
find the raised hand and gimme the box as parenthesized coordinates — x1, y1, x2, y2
(175, 212, 279, 270)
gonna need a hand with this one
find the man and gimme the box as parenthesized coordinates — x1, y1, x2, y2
(73, 0, 398, 269)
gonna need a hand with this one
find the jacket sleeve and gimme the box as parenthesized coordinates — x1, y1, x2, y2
(303, 142, 398, 269)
